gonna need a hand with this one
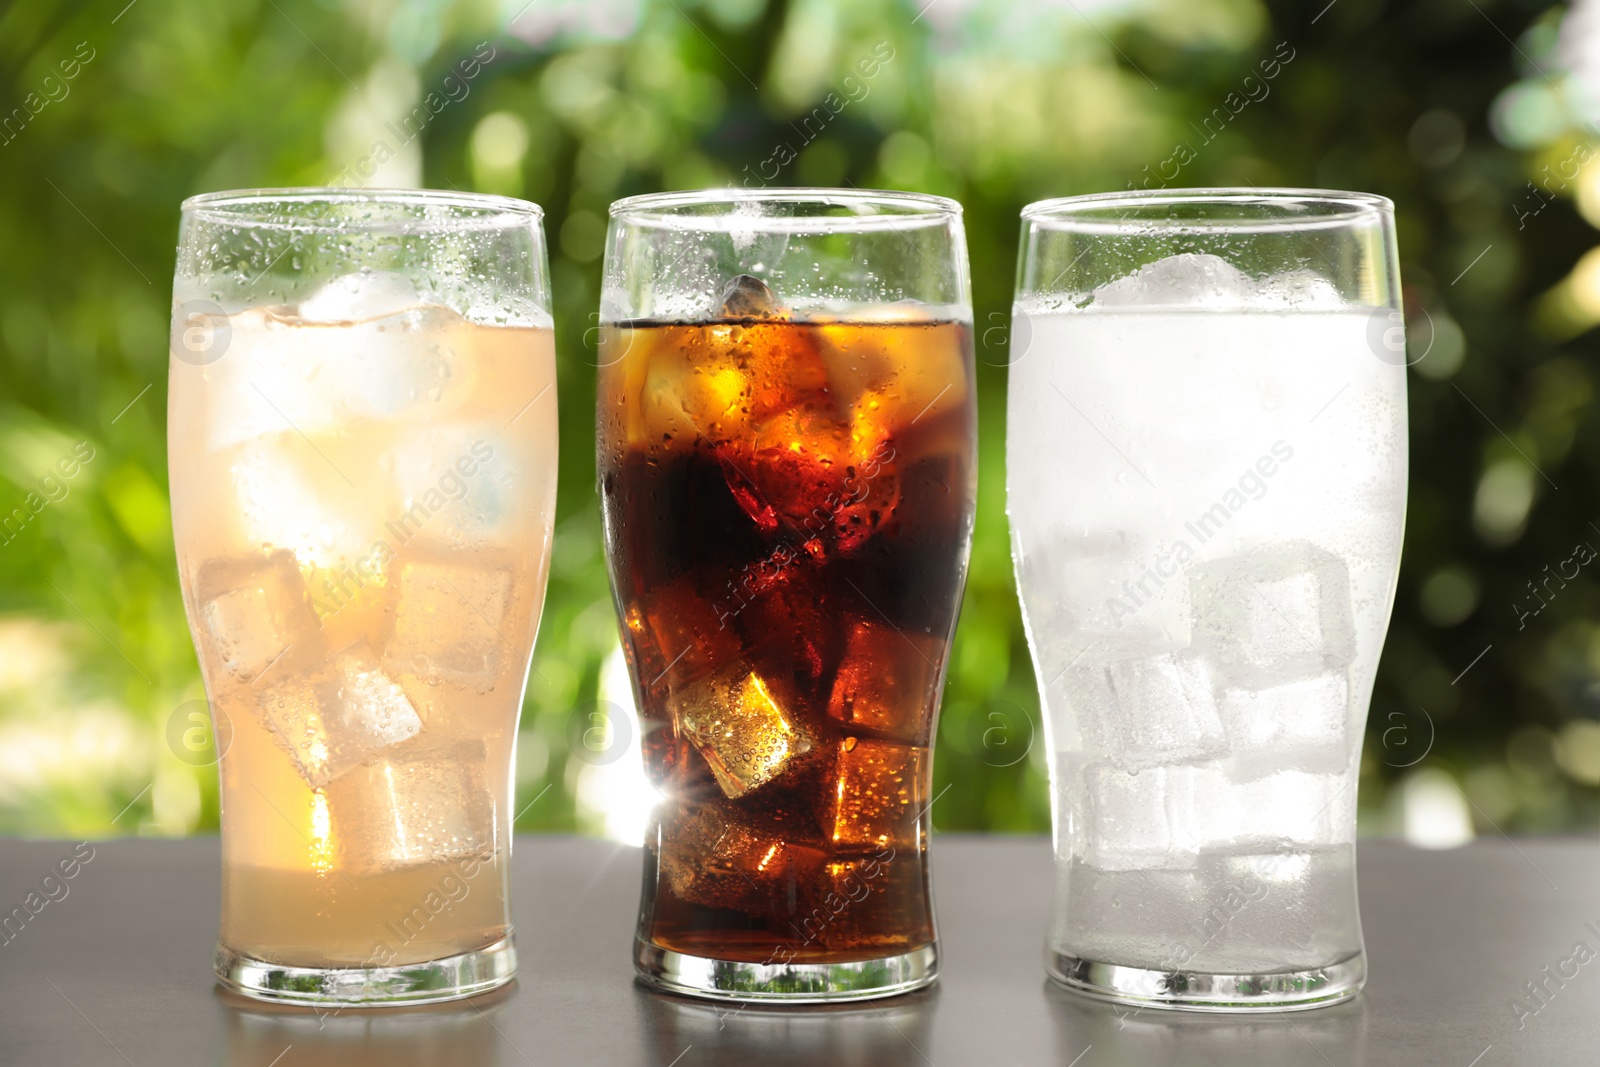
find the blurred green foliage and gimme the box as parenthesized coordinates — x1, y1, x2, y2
(1, 0, 1598, 840)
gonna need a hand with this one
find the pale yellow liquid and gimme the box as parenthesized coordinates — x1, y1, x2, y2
(169, 304, 557, 967)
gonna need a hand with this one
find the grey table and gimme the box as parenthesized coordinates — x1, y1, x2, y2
(0, 835, 1595, 1066)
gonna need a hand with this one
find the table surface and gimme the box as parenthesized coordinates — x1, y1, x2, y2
(0, 835, 1596, 1066)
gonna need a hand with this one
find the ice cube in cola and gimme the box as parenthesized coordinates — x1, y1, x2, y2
(601, 294, 974, 964)
(672, 666, 812, 799)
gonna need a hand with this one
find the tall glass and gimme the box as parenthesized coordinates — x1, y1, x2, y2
(598, 189, 976, 1001)
(1009, 189, 1407, 1011)
(168, 189, 558, 1005)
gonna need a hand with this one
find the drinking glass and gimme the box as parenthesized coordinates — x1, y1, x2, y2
(168, 189, 558, 1005)
(598, 189, 976, 1001)
(1008, 189, 1407, 1010)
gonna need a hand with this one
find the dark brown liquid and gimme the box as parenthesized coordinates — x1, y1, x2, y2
(599, 317, 975, 963)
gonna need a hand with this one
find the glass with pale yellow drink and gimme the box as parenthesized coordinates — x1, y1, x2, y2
(168, 189, 556, 1006)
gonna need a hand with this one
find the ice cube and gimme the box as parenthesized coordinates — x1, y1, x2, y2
(1218, 671, 1350, 777)
(1260, 269, 1344, 310)
(732, 567, 845, 688)
(336, 307, 471, 421)
(830, 438, 903, 556)
(191, 306, 327, 451)
(287, 301, 473, 424)
(388, 426, 514, 549)
(656, 802, 826, 917)
(1015, 535, 1192, 651)
(1073, 762, 1356, 873)
(326, 741, 495, 874)
(385, 556, 516, 691)
(1079, 762, 1201, 871)
(814, 322, 895, 408)
(726, 384, 897, 551)
(204, 304, 470, 453)
(823, 851, 900, 906)
(259, 642, 423, 787)
(628, 578, 743, 695)
(640, 309, 832, 453)
(827, 617, 942, 743)
(231, 435, 374, 569)
(641, 713, 719, 798)
(672, 668, 811, 798)
(1189, 542, 1357, 688)
(297, 271, 422, 324)
(741, 323, 833, 423)
(829, 737, 924, 849)
(195, 551, 321, 685)
(1067, 652, 1224, 771)
(720, 274, 783, 319)
(638, 330, 755, 446)
(1187, 767, 1355, 849)
(729, 407, 859, 536)
(843, 318, 970, 434)
(815, 850, 930, 952)
(1091, 252, 1256, 309)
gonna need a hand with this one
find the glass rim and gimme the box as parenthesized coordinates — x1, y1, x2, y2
(179, 187, 544, 232)
(609, 187, 962, 233)
(1022, 187, 1394, 235)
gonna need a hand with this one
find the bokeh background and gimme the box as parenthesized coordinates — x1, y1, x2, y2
(2, 0, 1599, 845)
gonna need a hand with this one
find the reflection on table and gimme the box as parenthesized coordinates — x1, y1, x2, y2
(1043, 980, 1371, 1067)
(640, 986, 937, 1067)
(218, 984, 518, 1067)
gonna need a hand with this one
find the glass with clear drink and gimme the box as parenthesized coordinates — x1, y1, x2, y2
(599, 190, 976, 1001)
(1008, 189, 1407, 1010)
(168, 189, 557, 1005)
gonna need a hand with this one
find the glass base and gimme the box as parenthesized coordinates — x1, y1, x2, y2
(635, 939, 938, 1003)
(215, 936, 516, 1007)
(1046, 948, 1363, 1013)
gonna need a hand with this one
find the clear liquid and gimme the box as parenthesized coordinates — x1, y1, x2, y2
(1009, 308, 1405, 972)
(1057, 844, 1360, 973)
